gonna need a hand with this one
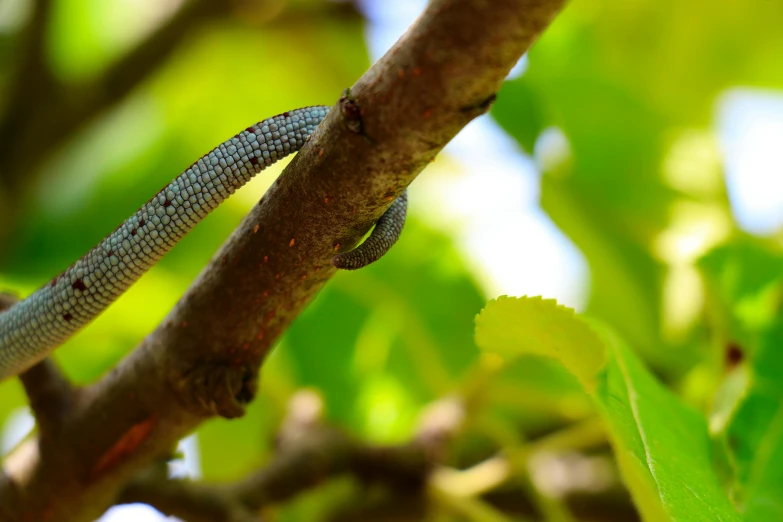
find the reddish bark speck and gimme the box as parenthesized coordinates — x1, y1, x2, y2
(91, 417, 156, 479)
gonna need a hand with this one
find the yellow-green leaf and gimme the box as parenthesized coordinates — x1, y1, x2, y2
(475, 296, 740, 522)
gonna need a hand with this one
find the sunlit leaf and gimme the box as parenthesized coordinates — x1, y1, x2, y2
(475, 296, 740, 522)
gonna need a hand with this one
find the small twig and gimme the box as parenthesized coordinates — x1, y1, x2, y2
(414, 395, 466, 461)
(0, 0, 231, 201)
(0, 293, 19, 312)
(431, 484, 519, 522)
(18, 360, 76, 438)
(0, 293, 77, 436)
(0, 0, 57, 133)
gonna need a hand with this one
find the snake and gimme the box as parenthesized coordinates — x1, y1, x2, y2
(0, 105, 407, 379)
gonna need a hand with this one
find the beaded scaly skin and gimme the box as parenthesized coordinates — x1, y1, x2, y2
(0, 106, 407, 379)
(331, 190, 407, 269)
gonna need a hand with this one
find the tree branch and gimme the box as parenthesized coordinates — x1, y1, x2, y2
(0, 298, 76, 435)
(0, 0, 230, 187)
(0, 0, 361, 193)
(0, 1, 567, 520)
(18, 360, 76, 438)
(0, 0, 234, 248)
(118, 391, 430, 522)
(117, 395, 628, 522)
(0, 0, 56, 124)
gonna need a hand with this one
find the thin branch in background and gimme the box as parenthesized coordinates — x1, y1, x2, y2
(18, 360, 77, 439)
(0, 0, 363, 194)
(0, 286, 75, 439)
(0, 0, 56, 241)
(0, 0, 231, 180)
(0, 293, 19, 312)
(0, 0, 233, 243)
(0, 0, 57, 135)
(118, 391, 431, 522)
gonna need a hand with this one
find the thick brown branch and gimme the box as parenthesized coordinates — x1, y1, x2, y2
(0, 1, 567, 520)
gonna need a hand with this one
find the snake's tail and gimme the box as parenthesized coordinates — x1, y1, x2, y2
(331, 190, 408, 270)
(0, 106, 331, 379)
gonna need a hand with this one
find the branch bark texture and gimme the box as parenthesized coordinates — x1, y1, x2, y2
(0, 1, 567, 520)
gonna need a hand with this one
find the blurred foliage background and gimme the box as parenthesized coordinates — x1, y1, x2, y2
(1, 0, 783, 520)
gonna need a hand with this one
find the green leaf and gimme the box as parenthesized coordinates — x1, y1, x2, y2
(475, 296, 604, 389)
(699, 238, 783, 337)
(475, 296, 740, 522)
(698, 238, 783, 520)
(715, 319, 783, 521)
(492, 77, 548, 153)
